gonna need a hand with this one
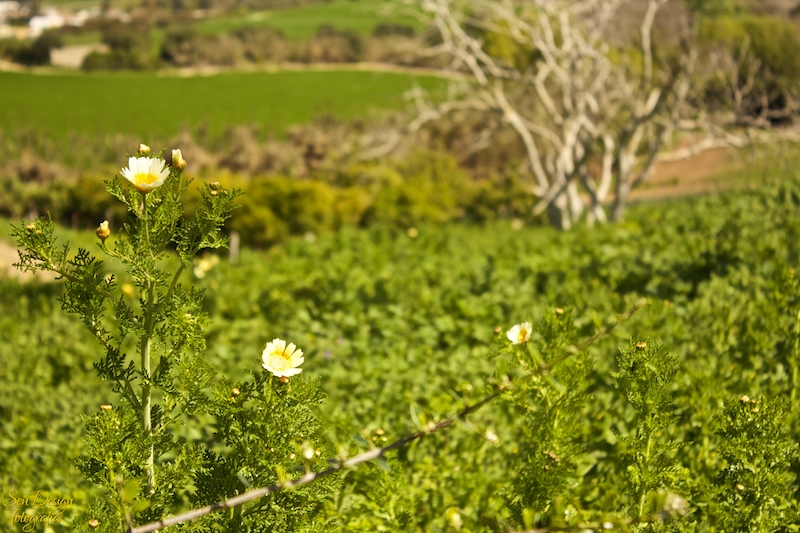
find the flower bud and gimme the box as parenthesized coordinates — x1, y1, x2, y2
(279, 376, 290, 384)
(100, 404, 112, 411)
(231, 387, 241, 397)
(138, 144, 151, 155)
(172, 149, 187, 170)
(96, 220, 110, 241)
(88, 519, 100, 528)
(302, 442, 315, 460)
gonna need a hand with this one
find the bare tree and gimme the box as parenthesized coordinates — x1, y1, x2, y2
(404, 0, 696, 228)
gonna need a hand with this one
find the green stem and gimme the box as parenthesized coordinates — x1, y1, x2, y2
(141, 193, 156, 494)
(154, 264, 186, 316)
(792, 309, 800, 404)
(231, 504, 243, 530)
(636, 424, 653, 518)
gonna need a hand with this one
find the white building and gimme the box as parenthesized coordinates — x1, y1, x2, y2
(29, 8, 66, 38)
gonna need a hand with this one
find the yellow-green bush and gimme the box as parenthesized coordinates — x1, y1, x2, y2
(699, 15, 800, 94)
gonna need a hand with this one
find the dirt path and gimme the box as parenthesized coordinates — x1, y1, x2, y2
(0, 240, 56, 281)
(633, 146, 736, 201)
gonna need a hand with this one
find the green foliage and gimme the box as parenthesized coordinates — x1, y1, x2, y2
(222, 151, 536, 246)
(499, 310, 593, 527)
(698, 14, 800, 115)
(709, 396, 799, 532)
(7, 152, 341, 532)
(613, 339, 683, 518)
(5, 179, 800, 532)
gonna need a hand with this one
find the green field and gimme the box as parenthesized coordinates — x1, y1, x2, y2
(192, 0, 423, 40)
(0, 69, 445, 139)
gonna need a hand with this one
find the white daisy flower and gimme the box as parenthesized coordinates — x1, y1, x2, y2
(507, 322, 532, 345)
(120, 156, 169, 194)
(261, 338, 304, 378)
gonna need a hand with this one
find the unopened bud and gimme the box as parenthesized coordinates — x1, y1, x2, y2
(96, 220, 111, 241)
(739, 395, 751, 403)
(231, 387, 241, 396)
(544, 450, 560, 462)
(100, 404, 112, 411)
(209, 181, 220, 190)
(554, 307, 564, 314)
(26, 223, 35, 231)
(138, 144, 151, 155)
(635, 341, 647, 350)
(88, 519, 100, 528)
(288, 453, 296, 460)
(279, 376, 290, 385)
(172, 148, 187, 170)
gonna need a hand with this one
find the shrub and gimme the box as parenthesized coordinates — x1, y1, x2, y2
(698, 14, 800, 121)
(295, 24, 363, 63)
(82, 20, 153, 71)
(6, 31, 62, 66)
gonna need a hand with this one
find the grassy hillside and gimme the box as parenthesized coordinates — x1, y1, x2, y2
(0, 69, 445, 139)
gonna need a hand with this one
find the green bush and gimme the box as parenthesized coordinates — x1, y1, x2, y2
(699, 14, 800, 119)
(222, 152, 538, 247)
(82, 20, 154, 71)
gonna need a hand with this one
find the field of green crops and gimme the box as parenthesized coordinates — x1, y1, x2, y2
(2, 176, 800, 532)
(192, 0, 422, 40)
(0, 69, 445, 140)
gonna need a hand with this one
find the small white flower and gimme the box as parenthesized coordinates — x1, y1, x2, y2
(261, 338, 304, 378)
(507, 322, 532, 344)
(120, 156, 169, 194)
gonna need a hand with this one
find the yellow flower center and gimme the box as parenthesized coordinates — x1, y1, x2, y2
(134, 172, 160, 185)
(268, 351, 291, 371)
(517, 328, 529, 343)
